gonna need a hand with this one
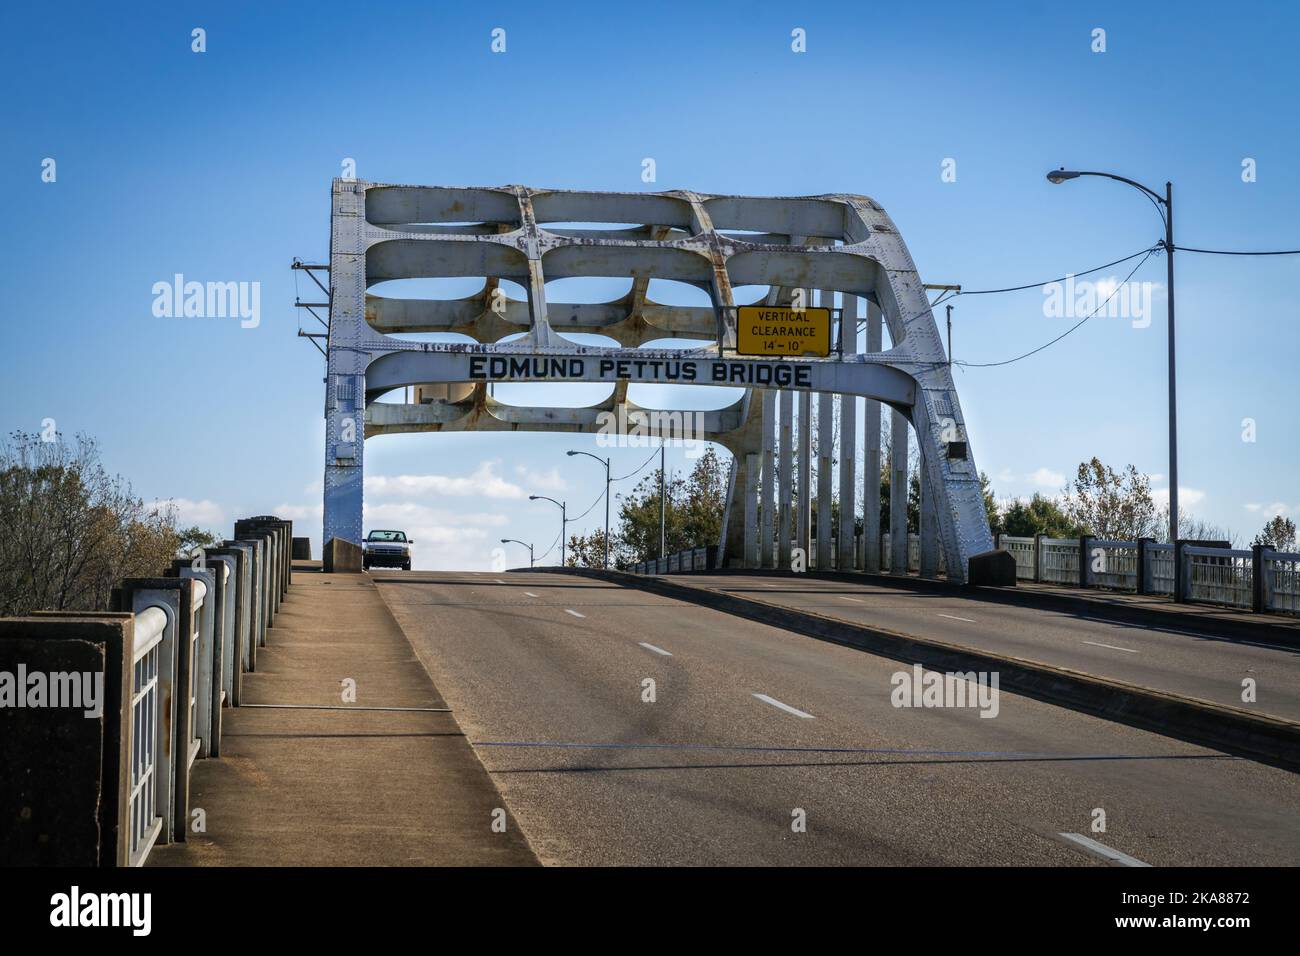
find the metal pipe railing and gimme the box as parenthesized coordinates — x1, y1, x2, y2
(128, 605, 169, 867)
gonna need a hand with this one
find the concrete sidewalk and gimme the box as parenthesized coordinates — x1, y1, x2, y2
(149, 566, 537, 866)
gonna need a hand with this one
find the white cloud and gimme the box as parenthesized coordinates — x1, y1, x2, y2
(273, 502, 323, 521)
(514, 463, 567, 492)
(1027, 467, 1064, 489)
(153, 497, 225, 527)
(1151, 486, 1205, 509)
(366, 460, 526, 499)
(1245, 502, 1297, 517)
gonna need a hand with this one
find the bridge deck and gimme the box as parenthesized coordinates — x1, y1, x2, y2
(147, 566, 537, 866)
(368, 571, 1300, 866)
(651, 572, 1300, 722)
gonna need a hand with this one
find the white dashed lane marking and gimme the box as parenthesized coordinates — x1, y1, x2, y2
(937, 613, 976, 623)
(564, 609, 586, 619)
(752, 693, 815, 719)
(1081, 640, 1138, 654)
(1058, 833, 1150, 867)
(638, 642, 673, 657)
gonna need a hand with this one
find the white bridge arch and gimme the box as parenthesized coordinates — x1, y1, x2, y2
(323, 181, 992, 580)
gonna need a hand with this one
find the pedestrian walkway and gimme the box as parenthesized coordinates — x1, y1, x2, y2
(148, 564, 537, 867)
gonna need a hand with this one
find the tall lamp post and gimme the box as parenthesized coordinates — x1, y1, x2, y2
(529, 495, 567, 566)
(567, 450, 611, 570)
(1046, 168, 1178, 549)
(500, 538, 534, 569)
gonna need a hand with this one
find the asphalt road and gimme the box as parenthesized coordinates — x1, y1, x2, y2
(375, 571, 1300, 867)
(679, 573, 1300, 722)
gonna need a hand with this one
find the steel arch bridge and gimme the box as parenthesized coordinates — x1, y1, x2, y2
(321, 180, 992, 580)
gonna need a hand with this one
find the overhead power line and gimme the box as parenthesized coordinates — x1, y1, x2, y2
(955, 247, 1159, 369)
(612, 446, 661, 483)
(1173, 244, 1300, 256)
(955, 245, 1162, 296)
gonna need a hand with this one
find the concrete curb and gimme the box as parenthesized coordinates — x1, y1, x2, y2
(683, 567, 1300, 646)
(531, 567, 1300, 775)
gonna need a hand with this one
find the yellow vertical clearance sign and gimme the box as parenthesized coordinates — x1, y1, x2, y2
(736, 305, 832, 357)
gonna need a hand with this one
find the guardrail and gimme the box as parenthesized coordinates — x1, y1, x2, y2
(627, 531, 1299, 620)
(629, 546, 719, 575)
(995, 534, 1293, 617)
(0, 514, 294, 866)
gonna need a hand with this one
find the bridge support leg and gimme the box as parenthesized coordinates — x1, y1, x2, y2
(890, 409, 909, 574)
(919, 446, 940, 578)
(816, 396, 834, 570)
(760, 390, 776, 569)
(816, 289, 835, 570)
(743, 452, 760, 568)
(797, 389, 811, 561)
(837, 295, 858, 571)
(323, 375, 365, 550)
(862, 301, 883, 572)
(778, 390, 793, 570)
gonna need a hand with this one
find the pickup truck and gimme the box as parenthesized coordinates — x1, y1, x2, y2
(362, 529, 413, 571)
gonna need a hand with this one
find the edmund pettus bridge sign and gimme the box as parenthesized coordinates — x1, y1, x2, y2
(318, 181, 993, 580)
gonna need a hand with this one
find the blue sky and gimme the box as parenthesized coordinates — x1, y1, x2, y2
(3, 1, 1297, 567)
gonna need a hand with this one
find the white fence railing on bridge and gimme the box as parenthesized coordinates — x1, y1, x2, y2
(628, 531, 1298, 621)
(0, 515, 294, 867)
(128, 605, 169, 868)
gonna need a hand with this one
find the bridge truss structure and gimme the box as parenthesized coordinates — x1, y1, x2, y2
(321, 180, 992, 580)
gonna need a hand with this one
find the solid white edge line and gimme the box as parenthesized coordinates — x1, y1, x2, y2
(564, 609, 586, 618)
(638, 641, 673, 657)
(1081, 640, 1139, 654)
(752, 693, 815, 719)
(1058, 832, 1151, 867)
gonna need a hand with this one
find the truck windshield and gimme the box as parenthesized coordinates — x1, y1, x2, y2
(367, 531, 407, 542)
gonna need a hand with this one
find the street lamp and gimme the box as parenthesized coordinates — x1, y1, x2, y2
(529, 495, 567, 566)
(500, 538, 534, 569)
(1046, 167, 1179, 549)
(567, 450, 611, 570)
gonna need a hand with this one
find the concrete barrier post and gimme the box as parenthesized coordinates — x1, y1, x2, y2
(1136, 537, 1153, 595)
(232, 538, 265, 664)
(0, 614, 134, 865)
(1033, 533, 1044, 583)
(1174, 539, 1188, 603)
(205, 546, 249, 705)
(1252, 544, 1266, 613)
(1080, 535, 1093, 589)
(170, 561, 219, 758)
(114, 577, 204, 843)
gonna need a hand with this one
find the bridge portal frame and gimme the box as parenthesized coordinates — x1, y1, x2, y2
(323, 180, 992, 580)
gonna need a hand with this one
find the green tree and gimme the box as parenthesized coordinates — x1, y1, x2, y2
(178, 525, 221, 553)
(1061, 458, 1157, 540)
(0, 431, 184, 615)
(569, 447, 728, 568)
(1001, 493, 1083, 538)
(1253, 515, 1297, 551)
(979, 471, 1000, 535)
